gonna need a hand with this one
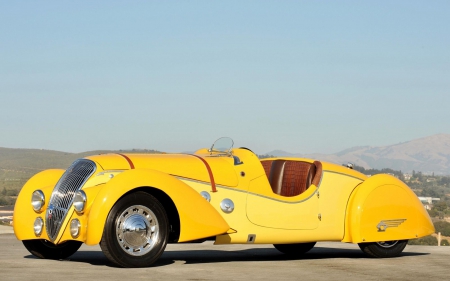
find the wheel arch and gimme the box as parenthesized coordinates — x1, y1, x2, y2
(125, 186, 181, 243)
(85, 168, 230, 245)
(342, 174, 434, 243)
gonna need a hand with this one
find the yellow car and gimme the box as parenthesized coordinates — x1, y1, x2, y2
(13, 137, 434, 267)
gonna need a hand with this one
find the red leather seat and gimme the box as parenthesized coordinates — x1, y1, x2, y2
(269, 160, 287, 195)
(261, 160, 273, 180)
(262, 160, 322, 197)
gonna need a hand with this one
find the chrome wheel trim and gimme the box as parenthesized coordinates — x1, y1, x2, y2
(376, 240, 399, 248)
(115, 205, 159, 256)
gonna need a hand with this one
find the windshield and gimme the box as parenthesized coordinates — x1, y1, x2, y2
(209, 137, 234, 155)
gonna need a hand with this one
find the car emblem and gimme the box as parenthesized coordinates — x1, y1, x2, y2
(47, 204, 54, 220)
(377, 219, 406, 232)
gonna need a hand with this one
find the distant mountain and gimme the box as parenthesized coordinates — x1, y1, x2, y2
(2, 133, 450, 184)
(267, 134, 450, 175)
(265, 150, 296, 157)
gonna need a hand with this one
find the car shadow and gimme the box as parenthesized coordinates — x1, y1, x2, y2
(23, 251, 171, 268)
(158, 247, 429, 265)
(23, 246, 430, 268)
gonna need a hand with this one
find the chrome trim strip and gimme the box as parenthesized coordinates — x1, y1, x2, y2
(175, 176, 319, 204)
(222, 184, 319, 204)
(174, 176, 220, 186)
(96, 170, 124, 176)
(322, 170, 365, 181)
(176, 169, 362, 206)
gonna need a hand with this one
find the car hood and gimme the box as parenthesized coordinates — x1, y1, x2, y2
(86, 153, 239, 187)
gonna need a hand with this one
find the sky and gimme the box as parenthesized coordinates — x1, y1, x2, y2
(0, 1, 449, 154)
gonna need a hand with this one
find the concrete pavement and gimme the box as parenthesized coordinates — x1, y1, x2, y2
(0, 225, 14, 234)
(0, 233, 449, 281)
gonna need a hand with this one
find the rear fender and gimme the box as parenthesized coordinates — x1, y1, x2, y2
(86, 168, 230, 245)
(342, 174, 434, 243)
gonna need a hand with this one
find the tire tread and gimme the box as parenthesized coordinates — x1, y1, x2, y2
(22, 240, 82, 260)
(273, 242, 316, 256)
(99, 191, 169, 268)
(358, 240, 408, 258)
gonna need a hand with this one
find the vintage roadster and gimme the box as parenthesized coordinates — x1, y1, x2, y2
(14, 137, 434, 267)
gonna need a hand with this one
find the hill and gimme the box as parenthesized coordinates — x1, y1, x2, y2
(2, 133, 450, 194)
(267, 134, 450, 175)
(0, 147, 161, 194)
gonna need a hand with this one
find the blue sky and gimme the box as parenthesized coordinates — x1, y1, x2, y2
(1, 1, 449, 154)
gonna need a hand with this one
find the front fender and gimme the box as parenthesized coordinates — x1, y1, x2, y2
(13, 169, 65, 240)
(342, 174, 434, 243)
(85, 168, 230, 245)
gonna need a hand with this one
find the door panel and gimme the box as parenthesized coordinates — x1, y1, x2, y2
(246, 176, 319, 230)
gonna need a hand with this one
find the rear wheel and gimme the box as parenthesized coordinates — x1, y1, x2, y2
(358, 240, 408, 258)
(274, 242, 316, 256)
(100, 192, 169, 268)
(22, 239, 82, 259)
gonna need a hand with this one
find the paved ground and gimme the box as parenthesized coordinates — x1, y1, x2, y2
(0, 225, 14, 234)
(0, 233, 449, 281)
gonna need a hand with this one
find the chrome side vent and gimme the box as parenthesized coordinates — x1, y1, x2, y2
(45, 159, 96, 241)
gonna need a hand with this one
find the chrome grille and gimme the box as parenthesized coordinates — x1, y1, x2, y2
(45, 159, 96, 241)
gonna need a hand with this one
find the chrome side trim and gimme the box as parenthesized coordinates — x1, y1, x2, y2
(177, 170, 362, 205)
(322, 170, 366, 181)
(176, 176, 320, 205)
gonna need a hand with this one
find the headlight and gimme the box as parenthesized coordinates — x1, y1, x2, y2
(73, 190, 87, 214)
(34, 217, 44, 236)
(70, 219, 81, 238)
(31, 190, 45, 212)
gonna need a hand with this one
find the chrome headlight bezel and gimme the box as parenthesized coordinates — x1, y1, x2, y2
(70, 218, 81, 238)
(34, 217, 44, 236)
(73, 190, 87, 214)
(31, 190, 45, 212)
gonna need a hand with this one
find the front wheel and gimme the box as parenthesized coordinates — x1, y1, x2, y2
(22, 239, 82, 259)
(274, 242, 316, 256)
(358, 240, 408, 258)
(100, 192, 169, 268)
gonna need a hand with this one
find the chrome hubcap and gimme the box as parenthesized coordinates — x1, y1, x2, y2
(115, 205, 159, 256)
(376, 240, 399, 248)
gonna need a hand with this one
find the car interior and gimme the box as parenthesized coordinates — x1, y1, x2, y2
(261, 160, 322, 197)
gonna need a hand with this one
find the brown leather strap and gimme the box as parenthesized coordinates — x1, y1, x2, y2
(189, 155, 217, 193)
(117, 153, 135, 169)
